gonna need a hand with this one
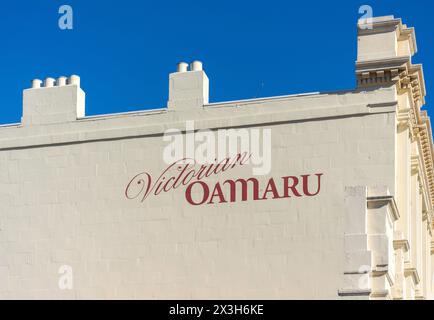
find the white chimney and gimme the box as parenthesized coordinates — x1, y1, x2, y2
(168, 60, 209, 111)
(22, 74, 85, 126)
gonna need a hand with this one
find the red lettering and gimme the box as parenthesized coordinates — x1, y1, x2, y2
(223, 178, 260, 202)
(125, 154, 323, 206)
(208, 183, 227, 204)
(182, 168, 197, 186)
(125, 172, 152, 201)
(302, 174, 323, 196)
(185, 181, 210, 206)
(261, 178, 282, 199)
(282, 176, 302, 198)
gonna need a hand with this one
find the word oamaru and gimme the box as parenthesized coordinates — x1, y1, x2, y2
(185, 174, 323, 206)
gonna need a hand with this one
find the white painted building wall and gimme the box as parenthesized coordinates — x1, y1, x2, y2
(0, 16, 432, 300)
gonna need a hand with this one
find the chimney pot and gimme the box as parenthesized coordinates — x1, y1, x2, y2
(57, 76, 67, 86)
(31, 79, 42, 89)
(190, 61, 203, 71)
(69, 75, 81, 86)
(177, 62, 189, 73)
(45, 78, 55, 88)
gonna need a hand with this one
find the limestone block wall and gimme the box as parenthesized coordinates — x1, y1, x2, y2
(1, 15, 432, 300)
(0, 80, 397, 299)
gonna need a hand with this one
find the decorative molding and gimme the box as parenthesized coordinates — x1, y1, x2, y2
(367, 195, 400, 221)
(356, 57, 408, 88)
(411, 155, 420, 175)
(394, 239, 410, 252)
(397, 108, 411, 129)
(415, 115, 434, 210)
(356, 59, 425, 108)
(404, 265, 421, 285)
(414, 288, 426, 300)
(356, 54, 434, 211)
(370, 289, 391, 299)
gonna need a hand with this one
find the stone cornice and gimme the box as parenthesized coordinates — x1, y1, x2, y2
(411, 155, 420, 175)
(404, 265, 421, 285)
(367, 195, 400, 221)
(414, 115, 434, 211)
(393, 239, 410, 252)
(356, 56, 410, 73)
(356, 58, 425, 106)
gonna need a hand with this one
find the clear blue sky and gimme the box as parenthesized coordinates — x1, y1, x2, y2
(0, 0, 432, 124)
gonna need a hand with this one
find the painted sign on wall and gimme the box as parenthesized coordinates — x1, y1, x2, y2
(125, 152, 323, 206)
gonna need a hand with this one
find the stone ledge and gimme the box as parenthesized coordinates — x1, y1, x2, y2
(0, 102, 396, 151)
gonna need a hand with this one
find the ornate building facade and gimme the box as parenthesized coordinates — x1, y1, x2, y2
(0, 16, 433, 299)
